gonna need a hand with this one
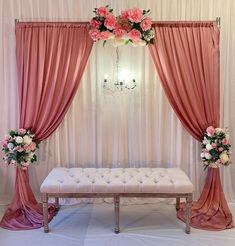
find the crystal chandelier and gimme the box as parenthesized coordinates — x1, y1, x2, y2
(103, 48, 136, 91)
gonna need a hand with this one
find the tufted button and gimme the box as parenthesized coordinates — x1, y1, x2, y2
(58, 180, 64, 183)
(154, 179, 158, 183)
(139, 180, 143, 184)
(107, 180, 110, 184)
(92, 180, 95, 184)
(69, 174, 74, 177)
(145, 174, 149, 178)
(87, 175, 90, 178)
(115, 175, 119, 178)
(76, 180, 80, 183)
(123, 180, 126, 184)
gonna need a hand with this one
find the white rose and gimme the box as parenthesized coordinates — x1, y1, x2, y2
(7, 143, 14, 149)
(200, 153, 205, 158)
(206, 144, 213, 150)
(23, 135, 32, 145)
(205, 153, 212, 159)
(215, 128, 224, 134)
(220, 152, 229, 164)
(15, 136, 23, 144)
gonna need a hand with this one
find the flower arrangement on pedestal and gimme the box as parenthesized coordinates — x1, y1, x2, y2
(2, 129, 39, 169)
(201, 126, 231, 169)
(89, 5, 155, 46)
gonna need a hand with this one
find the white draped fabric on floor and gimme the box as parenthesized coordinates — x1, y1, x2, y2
(1, 203, 235, 246)
(0, 0, 235, 206)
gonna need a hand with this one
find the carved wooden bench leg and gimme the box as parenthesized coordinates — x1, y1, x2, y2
(55, 197, 60, 211)
(185, 194, 192, 234)
(114, 195, 120, 234)
(42, 193, 49, 233)
(176, 197, 180, 211)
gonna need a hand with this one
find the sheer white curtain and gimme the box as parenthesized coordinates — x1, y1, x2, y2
(0, 0, 235, 205)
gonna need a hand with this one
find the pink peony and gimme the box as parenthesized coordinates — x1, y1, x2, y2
(96, 7, 109, 17)
(104, 14, 116, 30)
(121, 10, 130, 20)
(206, 126, 215, 137)
(18, 128, 26, 135)
(90, 19, 101, 29)
(128, 28, 141, 42)
(128, 8, 143, 23)
(114, 26, 126, 38)
(99, 31, 111, 40)
(140, 17, 152, 31)
(89, 29, 100, 41)
(222, 138, 229, 145)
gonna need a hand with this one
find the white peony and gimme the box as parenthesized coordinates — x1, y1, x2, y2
(15, 136, 23, 144)
(205, 153, 212, 159)
(206, 144, 213, 150)
(23, 135, 32, 145)
(220, 152, 229, 164)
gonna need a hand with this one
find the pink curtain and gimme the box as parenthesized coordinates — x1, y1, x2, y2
(0, 22, 93, 230)
(149, 22, 233, 230)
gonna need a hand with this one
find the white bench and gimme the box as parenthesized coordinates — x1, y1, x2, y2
(40, 167, 193, 233)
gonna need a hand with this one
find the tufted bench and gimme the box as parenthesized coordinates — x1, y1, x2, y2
(40, 168, 193, 234)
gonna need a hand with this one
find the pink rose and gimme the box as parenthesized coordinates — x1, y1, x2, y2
(114, 26, 126, 38)
(218, 147, 224, 152)
(222, 138, 229, 145)
(104, 14, 116, 30)
(4, 135, 11, 141)
(128, 8, 143, 23)
(206, 126, 215, 137)
(96, 7, 109, 17)
(2, 140, 8, 148)
(212, 143, 217, 148)
(18, 128, 26, 135)
(90, 19, 101, 29)
(121, 10, 130, 20)
(29, 142, 36, 151)
(128, 29, 141, 42)
(99, 31, 111, 40)
(140, 17, 152, 31)
(15, 146, 24, 152)
(89, 29, 100, 41)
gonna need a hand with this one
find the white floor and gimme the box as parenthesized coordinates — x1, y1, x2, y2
(0, 203, 235, 246)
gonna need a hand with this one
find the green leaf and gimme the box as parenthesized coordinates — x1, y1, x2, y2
(103, 40, 107, 47)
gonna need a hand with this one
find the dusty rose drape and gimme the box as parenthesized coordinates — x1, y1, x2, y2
(149, 22, 233, 230)
(0, 23, 93, 230)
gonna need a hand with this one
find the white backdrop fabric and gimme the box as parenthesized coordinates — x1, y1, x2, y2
(0, 0, 235, 205)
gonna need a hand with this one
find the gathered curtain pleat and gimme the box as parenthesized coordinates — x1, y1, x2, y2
(0, 23, 93, 230)
(149, 22, 233, 230)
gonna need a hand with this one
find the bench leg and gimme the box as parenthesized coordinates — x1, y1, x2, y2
(176, 197, 180, 211)
(42, 193, 49, 233)
(114, 196, 120, 234)
(185, 194, 192, 234)
(55, 197, 60, 211)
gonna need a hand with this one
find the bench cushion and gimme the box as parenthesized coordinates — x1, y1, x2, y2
(40, 168, 193, 194)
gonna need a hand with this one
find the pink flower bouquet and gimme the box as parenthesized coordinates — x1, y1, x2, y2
(89, 6, 155, 46)
(2, 129, 39, 169)
(201, 126, 231, 169)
